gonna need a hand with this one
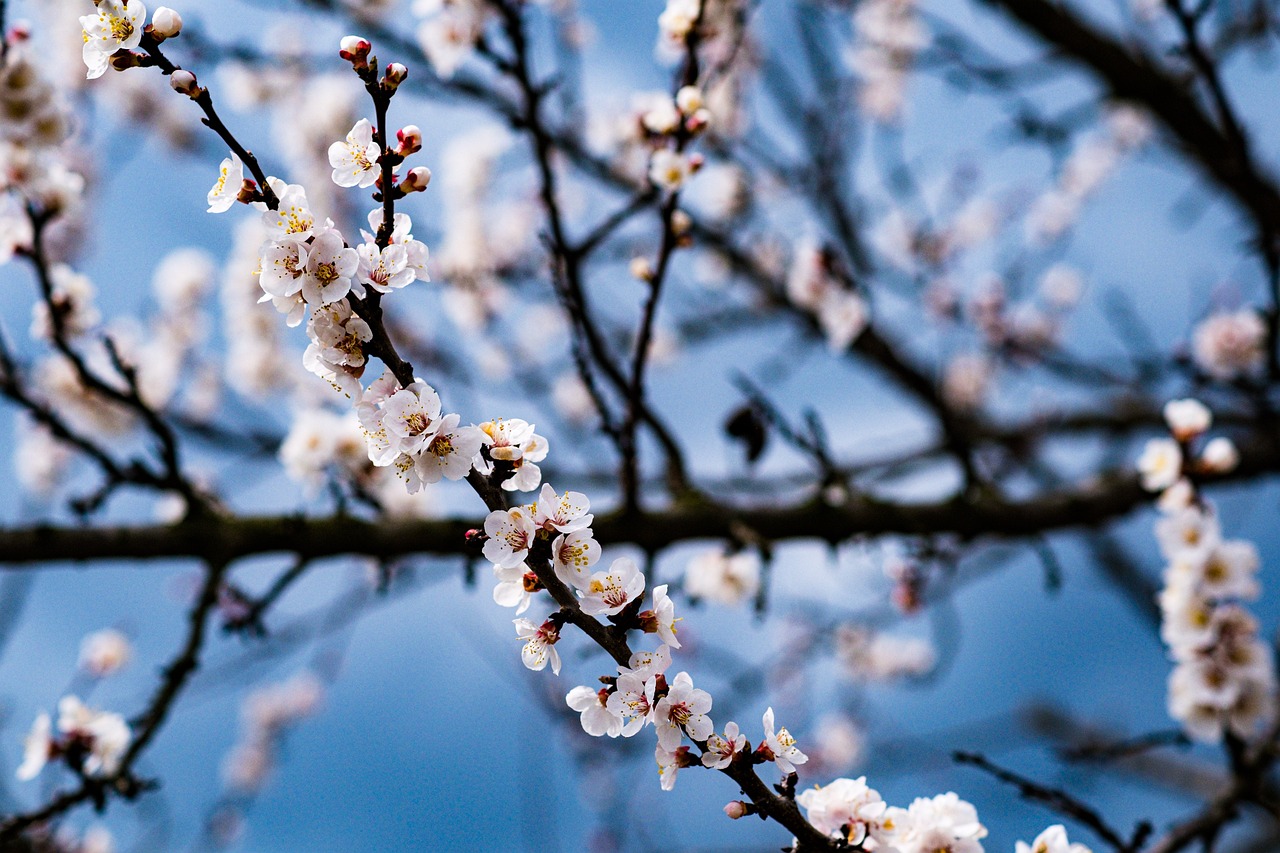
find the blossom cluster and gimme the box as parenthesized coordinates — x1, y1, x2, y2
(1027, 105, 1152, 243)
(1138, 399, 1276, 742)
(222, 673, 323, 794)
(785, 239, 870, 352)
(480, 482, 808, 791)
(846, 0, 927, 122)
(1191, 308, 1266, 382)
(797, 782, 984, 851)
(17, 696, 131, 782)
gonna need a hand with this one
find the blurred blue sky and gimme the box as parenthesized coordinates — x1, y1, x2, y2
(2, 0, 1279, 851)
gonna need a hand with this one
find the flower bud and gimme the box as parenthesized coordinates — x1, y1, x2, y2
(723, 801, 749, 820)
(339, 35, 372, 70)
(684, 108, 712, 135)
(1201, 436, 1239, 474)
(675, 85, 703, 114)
(1163, 398, 1212, 441)
(400, 165, 432, 194)
(396, 125, 423, 157)
(151, 7, 183, 39)
(383, 62, 408, 92)
(463, 528, 488, 556)
(629, 256, 654, 282)
(169, 69, 201, 98)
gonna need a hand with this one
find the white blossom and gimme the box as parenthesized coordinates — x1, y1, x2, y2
(566, 685, 624, 737)
(80, 0, 147, 80)
(762, 706, 807, 774)
(78, 629, 132, 677)
(1016, 824, 1093, 853)
(579, 557, 646, 617)
(701, 721, 746, 769)
(514, 618, 561, 675)
(207, 153, 243, 213)
(329, 118, 381, 188)
(653, 671, 713, 749)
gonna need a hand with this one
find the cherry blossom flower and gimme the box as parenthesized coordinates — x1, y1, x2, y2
(817, 288, 869, 352)
(797, 776, 888, 845)
(262, 181, 317, 241)
(579, 557, 645, 616)
(15, 713, 51, 781)
(357, 242, 414, 294)
(658, 0, 700, 47)
(1016, 824, 1093, 853)
(1201, 437, 1239, 474)
(684, 548, 759, 606)
(1138, 438, 1183, 493)
(649, 149, 693, 191)
(701, 721, 746, 769)
(641, 584, 681, 649)
(78, 629, 132, 678)
(881, 792, 987, 853)
(835, 626, 935, 681)
(301, 227, 359, 306)
(606, 672, 656, 736)
(303, 300, 373, 397)
(329, 118, 382, 188)
(30, 264, 99, 341)
(259, 239, 309, 300)
(483, 506, 535, 568)
(513, 618, 561, 675)
(80, 0, 147, 80)
(761, 706, 807, 774)
(414, 414, 483, 484)
(56, 696, 131, 777)
(619, 645, 673, 681)
(490, 566, 533, 613)
(1163, 398, 1211, 441)
(551, 529, 601, 590)
(1192, 309, 1265, 381)
(531, 483, 593, 535)
(363, 210, 431, 280)
(475, 418, 549, 492)
(380, 381, 443, 457)
(654, 671, 713, 749)
(1155, 506, 1220, 563)
(207, 153, 244, 213)
(654, 744, 689, 791)
(566, 686, 624, 737)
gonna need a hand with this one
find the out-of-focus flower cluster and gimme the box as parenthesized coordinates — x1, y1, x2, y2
(1139, 399, 1275, 742)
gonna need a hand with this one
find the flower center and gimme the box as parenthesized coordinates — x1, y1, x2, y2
(315, 262, 339, 285)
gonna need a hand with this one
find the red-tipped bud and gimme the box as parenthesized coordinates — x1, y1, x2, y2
(396, 125, 423, 157)
(521, 571, 544, 594)
(169, 69, 201, 98)
(235, 180, 260, 206)
(463, 528, 488, 556)
(151, 7, 183, 40)
(339, 36, 372, 70)
(383, 62, 408, 92)
(400, 166, 432, 194)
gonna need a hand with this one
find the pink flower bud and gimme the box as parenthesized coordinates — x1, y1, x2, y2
(723, 801, 749, 820)
(169, 69, 201, 98)
(383, 62, 408, 92)
(151, 7, 183, 39)
(339, 36, 372, 70)
(396, 125, 422, 156)
(400, 166, 432, 194)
